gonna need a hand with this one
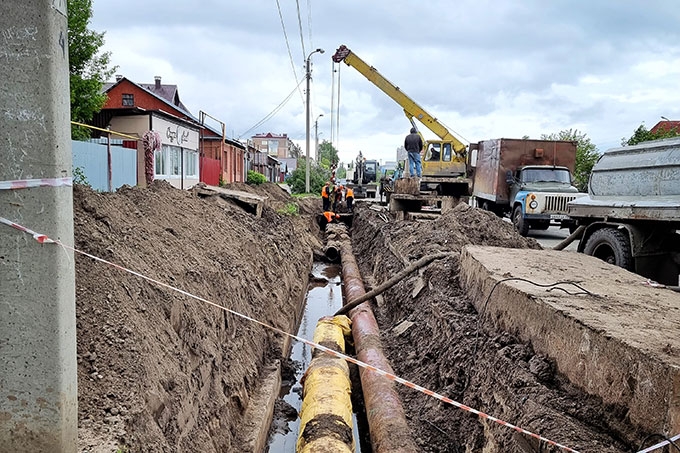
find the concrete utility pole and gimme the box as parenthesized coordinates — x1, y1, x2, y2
(0, 1, 77, 452)
(314, 114, 323, 163)
(305, 48, 324, 193)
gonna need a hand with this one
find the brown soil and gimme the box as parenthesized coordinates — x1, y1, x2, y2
(350, 202, 646, 452)
(74, 182, 648, 452)
(74, 181, 321, 452)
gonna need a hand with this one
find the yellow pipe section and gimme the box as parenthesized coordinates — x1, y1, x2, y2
(297, 315, 354, 453)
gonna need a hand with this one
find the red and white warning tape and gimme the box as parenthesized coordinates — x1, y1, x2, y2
(5, 218, 670, 453)
(0, 177, 72, 190)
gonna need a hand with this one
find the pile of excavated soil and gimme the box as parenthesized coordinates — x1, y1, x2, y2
(351, 202, 646, 453)
(74, 181, 322, 452)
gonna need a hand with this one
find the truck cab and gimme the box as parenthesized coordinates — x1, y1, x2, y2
(507, 166, 584, 235)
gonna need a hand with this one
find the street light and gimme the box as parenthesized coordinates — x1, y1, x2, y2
(306, 48, 325, 193)
(661, 116, 671, 122)
(315, 114, 324, 162)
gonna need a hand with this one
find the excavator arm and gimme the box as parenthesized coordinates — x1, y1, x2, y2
(332, 45, 467, 155)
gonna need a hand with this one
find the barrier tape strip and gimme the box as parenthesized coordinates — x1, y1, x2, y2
(5, 217, 632, 453)
(0, 177, 72, 190)
(637, 433, 680, 453)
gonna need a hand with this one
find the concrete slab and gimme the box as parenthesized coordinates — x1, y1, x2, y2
(459, 245, 680, 435)
(196, 184, 266, 217)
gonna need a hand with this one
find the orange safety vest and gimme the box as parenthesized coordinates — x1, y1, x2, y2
(323, 211, 335, 222)
(321, 185, 330, 198)
(346, 188, 354, 198)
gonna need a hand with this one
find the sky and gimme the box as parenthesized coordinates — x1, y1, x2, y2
(91, 0, 680, 166)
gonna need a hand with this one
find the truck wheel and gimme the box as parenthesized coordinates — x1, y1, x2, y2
(512, 205, 530, 236)
(583, 228, 633, 270)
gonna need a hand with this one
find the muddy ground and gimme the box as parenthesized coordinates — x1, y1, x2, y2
(73, 182, 648, 452)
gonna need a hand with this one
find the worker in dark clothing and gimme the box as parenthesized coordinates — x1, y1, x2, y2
(321, 181, 331, 211)
(333, 185, 343, 212)
(404, 127, 423, 177)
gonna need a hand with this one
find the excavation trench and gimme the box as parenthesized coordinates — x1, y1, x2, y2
(268, 222, 416, 452)
(266, 261, 368, 452)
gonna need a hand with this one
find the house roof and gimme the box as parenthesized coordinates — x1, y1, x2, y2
(650, 120, 680, 134)
(103, 77, 199, 124)
(252, 132, 289, 139)
(102, 76, 244, 148)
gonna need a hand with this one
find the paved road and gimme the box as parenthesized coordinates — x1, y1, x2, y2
(500, 218, 579, 251)
(528, 225, 579, 251)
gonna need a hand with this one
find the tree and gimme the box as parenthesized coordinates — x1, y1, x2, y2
(287, 157, 329, 194)
(318, 140, 339, 170)
(288, 141, 302, 158)
(622, 122, 680, 146)
(541, 129, 599, 192)
(68, 0, 117, 139)
(336, 163, 347, 179)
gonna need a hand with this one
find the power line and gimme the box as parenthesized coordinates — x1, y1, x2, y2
(238, 79, 305, 139)
(306, 0, 313, 48)
(295, 0, 306, 58)
(275, 0, 304, 105)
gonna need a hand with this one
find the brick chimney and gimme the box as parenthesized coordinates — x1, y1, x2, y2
(154, 76, 161, 89)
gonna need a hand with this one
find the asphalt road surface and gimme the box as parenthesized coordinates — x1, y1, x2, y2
(510, 221, 580, 251)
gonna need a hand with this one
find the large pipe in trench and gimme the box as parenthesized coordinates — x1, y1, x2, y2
(326, 224, 418, 452)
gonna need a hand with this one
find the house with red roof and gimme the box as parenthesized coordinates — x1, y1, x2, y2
(92, 76, 246, 187)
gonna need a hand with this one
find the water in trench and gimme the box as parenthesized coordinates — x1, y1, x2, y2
(266, 261, 366, 452)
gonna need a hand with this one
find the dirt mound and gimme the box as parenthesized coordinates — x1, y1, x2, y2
(74, 181, 322, 452)
(350, 202, 643, 452)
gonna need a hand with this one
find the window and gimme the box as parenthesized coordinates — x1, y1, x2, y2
(154, 149, 165, 175)
(122, 93, 134, 106)
(268, 140, 279, 155)
(426, 143, 441, 161)
(184, 150, 198, 177)
(155, 145, 198, 178)
(443, 143, 452, 162)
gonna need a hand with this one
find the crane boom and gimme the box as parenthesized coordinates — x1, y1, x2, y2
(332, 45, 466, 154)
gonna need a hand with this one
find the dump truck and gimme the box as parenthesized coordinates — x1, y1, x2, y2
(568, 137, 680, 286)
(470, 138, 586, 236)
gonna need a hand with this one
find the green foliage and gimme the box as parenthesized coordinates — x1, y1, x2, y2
(72, 166, 90, 187)
(288, 141, 302, 159)
(540, 129, 599, 192)
(288, 157, 329, 194)
(318, 140, 339, 170)
(276, 202, 299, 216)
(336, 163, 347, 179)
(247, 170, 267, 185)
(622, 122, 680, 146)
(68, 0, 117, 139)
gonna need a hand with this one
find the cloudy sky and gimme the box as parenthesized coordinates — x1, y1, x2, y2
(91, 0, 680, 165)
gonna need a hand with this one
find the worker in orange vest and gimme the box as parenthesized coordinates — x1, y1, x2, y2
(323, 211, 340, 223)
(345, 186, 355, 213)
(321, 182, 331, 211)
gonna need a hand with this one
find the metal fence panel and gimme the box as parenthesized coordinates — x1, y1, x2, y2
(72, 140, 137, 191)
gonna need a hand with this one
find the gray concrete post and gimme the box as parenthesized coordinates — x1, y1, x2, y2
(0, 1, 77, 452)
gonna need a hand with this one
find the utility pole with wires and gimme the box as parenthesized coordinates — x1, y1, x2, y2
(305, 48, 324, 193)
(0, 2, 77, 451)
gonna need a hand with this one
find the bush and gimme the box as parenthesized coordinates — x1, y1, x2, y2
(276, 202, 299, 216)
(247, 170, 267, 185)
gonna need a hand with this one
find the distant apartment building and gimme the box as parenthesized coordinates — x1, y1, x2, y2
(251, 132, 293, 159)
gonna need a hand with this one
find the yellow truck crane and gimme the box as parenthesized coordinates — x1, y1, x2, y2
(332, 45, 471, 197)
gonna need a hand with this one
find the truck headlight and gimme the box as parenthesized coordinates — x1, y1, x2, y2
(529, 200, 538, 209)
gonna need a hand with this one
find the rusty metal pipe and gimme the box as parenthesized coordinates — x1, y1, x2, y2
(338, 241, 418, 452)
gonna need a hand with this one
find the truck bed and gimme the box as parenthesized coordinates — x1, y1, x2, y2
(568, 195, 680, 223)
